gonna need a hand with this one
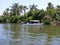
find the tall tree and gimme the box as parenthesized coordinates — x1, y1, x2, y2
(23, 6, 28, 15)
(47, 2, 54, 9)
(46, 2, 56, 18)
(11, 3, 20, 16)
(29, 4, 37, 10)
(3, 8, 9, 16)
(56, 5, 60, 15)
(19, 5, 23, 15)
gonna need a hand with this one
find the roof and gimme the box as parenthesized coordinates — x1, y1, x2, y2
(30, 20, 40, 22)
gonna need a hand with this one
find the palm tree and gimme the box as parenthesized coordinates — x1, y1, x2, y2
(56, 5, 60, 11)
(47, 2, 54, 9)
(29, 4, 37, 10)
(56, 5, 60, 16)
(6, 8, 10, 16)
(3, 8, 9, 16)
(19, 5, 23, 15)
(6, 8, 9, 12)
(23, 6, 28, 15)
(11, 3, 19, 16)
(19, 5, 28, 15)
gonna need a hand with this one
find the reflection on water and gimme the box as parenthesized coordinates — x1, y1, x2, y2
(0, 24, 60, 45)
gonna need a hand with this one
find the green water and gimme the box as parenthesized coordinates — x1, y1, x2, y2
(0, 24, 60, 45)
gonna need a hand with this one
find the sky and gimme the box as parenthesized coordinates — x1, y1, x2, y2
(0, 0, 60, 15)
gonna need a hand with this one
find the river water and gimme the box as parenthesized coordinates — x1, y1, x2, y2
(0, 23, 60, 45)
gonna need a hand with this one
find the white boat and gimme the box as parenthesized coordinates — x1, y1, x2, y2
(21, 23, 43, 26)
(21, 20, 43, 26)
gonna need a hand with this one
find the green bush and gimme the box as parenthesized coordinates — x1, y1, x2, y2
(56, 16, 60, 21)
(42, 18, 51, 24)
(0, 16, 7, 23)
(0, 16, 3, 23)
(10, 16, 20, 23)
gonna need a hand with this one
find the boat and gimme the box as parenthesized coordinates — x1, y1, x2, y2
(21, 20, 43, 26)
(21, 23, 43, 26)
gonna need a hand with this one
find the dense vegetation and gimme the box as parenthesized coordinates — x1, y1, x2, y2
(1, 2, 60, 24)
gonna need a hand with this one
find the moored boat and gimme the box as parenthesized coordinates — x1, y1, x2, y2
(21, 20, 43, 26)
(21, 23, 43, 26)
